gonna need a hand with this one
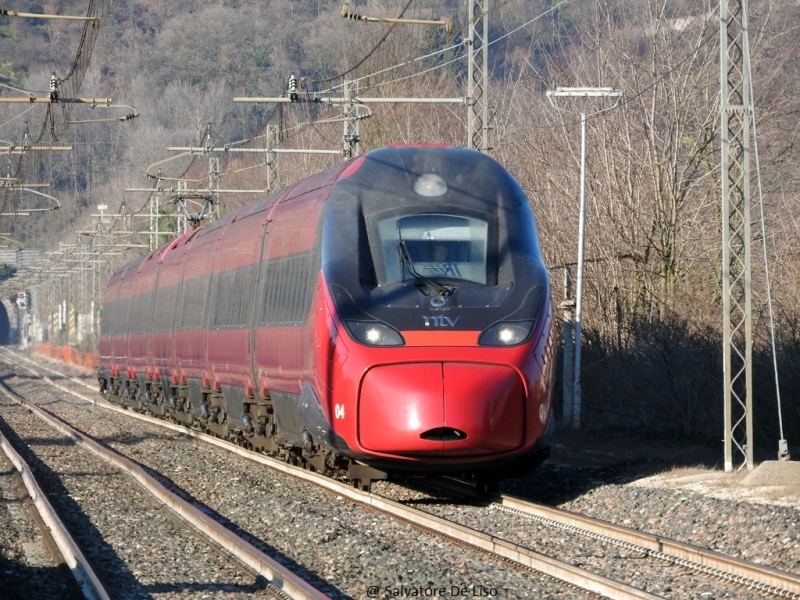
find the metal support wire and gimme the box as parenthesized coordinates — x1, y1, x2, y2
(744, 26, 791, 462)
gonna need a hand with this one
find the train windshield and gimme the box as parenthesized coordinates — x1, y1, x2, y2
(376, 213, 490, 285)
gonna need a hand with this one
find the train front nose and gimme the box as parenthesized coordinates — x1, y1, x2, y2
(358, 363, 525, 456)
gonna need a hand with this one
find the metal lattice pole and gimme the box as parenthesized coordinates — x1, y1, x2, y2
(265, 124, 280, 193)
(341, 79, 363, 158)
(208, 156, 221, 221)
(149, 191, 161, 251)
(721, 0, 753, 472)
(467, 0, 490, 152)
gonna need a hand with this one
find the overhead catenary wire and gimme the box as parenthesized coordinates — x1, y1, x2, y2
(0, 82, 46, 95)
(502, 9, 718, 134)
(317, 0, 490, 92)
(297, 79, 341, 148)
(313, 0, 417, 86)
(322, 0, 569, 98)
(0, 105, 39, 131)
(0, 0, 124, 222)
(309, 0, 715, 148)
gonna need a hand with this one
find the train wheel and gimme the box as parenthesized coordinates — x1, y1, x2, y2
(324, 451, 342, 478)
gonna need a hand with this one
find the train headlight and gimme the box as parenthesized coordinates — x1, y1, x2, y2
(478, 321, 535, 346)
(345, 321, 405, 346)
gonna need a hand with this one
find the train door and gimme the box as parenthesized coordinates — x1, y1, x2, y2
(245, 201, 275, 402)
(151, 233, 190, 385)
(253, 191, 324, 394)
(174, 224, 218, 383)
(168, 230, 199, 380)
(128, 252, 159, 369)
(206, 210, 262, 391)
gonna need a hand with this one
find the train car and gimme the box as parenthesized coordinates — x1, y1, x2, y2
(98, 145, 556, 488)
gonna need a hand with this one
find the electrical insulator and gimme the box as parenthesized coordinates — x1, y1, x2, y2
(288, 74, 298, 102)
(49, 73, 59, 101)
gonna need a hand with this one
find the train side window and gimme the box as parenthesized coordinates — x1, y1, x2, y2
(101, 302, 115, 337)
(211, 264, 257, 328)
(260, 251, 314, 326)
(178, 275, 209, 330)
(152, 283, 179, 332)
(129, 289, 153, 335)
(115, 294, 133, 336)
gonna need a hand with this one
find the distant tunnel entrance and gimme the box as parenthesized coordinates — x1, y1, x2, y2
(0, 302, 10, 345)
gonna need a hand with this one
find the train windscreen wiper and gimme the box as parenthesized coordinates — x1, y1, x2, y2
(397, 239, 453, 297)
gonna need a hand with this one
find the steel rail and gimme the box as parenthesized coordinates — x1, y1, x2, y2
(0, 372, 329, 600)
(494, 494, 800, 599)
(10, 349, 800, 598)
(0, 428, 110, 600)
(33, 373, 658, 600)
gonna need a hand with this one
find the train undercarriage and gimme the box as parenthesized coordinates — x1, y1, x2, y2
(99, 372, 545, 494)
(99, 375, 387, 491)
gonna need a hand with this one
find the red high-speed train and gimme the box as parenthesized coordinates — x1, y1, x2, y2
(98, 145, 555, 488)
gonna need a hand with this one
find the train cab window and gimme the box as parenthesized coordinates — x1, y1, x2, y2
(376, 213, 490, 285)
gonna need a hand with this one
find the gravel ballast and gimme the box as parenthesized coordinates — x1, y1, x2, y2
(3, 350, 799, 599)
(2, 366, 590, 599)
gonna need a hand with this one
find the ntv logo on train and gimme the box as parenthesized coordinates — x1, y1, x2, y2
(423, 315, 460, 327)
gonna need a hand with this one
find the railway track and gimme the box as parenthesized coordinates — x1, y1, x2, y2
(492, 493, 800, 597)
(1, 349, 581, 598)
(379, 477, 800, 599)
(0, 425, 103, 599)
(4, 347, 800, 599)
(0, 354, 329, 600)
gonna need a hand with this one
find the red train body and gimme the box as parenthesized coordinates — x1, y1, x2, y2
(99, 145, 556, 486)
